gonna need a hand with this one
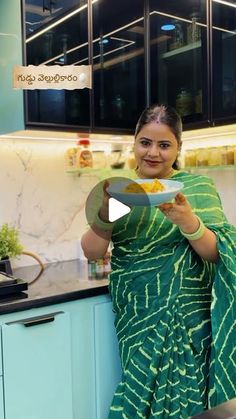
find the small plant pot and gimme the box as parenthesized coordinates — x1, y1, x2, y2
(0, 257, 13, 275)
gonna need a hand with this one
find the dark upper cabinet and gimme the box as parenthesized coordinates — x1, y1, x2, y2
(23, 0, 236, 132)
(149, 0, 208, 128)
(25, 0, 90, 128)
(212, 0, 236, 124)
(92, 0, 145, 131)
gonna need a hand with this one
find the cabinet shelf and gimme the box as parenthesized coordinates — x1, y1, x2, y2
(162, 41, 201, 59)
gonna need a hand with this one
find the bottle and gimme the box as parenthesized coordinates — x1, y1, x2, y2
(77, 139, 93, 168)
(95, 258, 104, 279)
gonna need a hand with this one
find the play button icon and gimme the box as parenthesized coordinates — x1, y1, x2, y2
(108, 197, 131, 222)
(85, 176, 151, 239)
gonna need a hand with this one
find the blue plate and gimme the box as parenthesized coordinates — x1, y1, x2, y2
(107, 179, 184, 206)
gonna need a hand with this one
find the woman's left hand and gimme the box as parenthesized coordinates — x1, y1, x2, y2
(158, 193, 198, 231)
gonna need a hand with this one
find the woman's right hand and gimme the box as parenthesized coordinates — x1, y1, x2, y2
(98, 180, 110, 222)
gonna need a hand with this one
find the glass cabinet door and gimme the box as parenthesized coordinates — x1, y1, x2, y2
(149, 0, 208, 126)
(212, 0, 236, 123)
(92, 0, 145, 130)
(25, 0, 90, 127)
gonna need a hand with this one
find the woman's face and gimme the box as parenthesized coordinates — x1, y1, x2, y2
(134, 122, 180, 179)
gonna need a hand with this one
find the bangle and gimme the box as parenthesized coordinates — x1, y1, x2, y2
(179, 215, 206, 241)
(93, 212, 115, 231)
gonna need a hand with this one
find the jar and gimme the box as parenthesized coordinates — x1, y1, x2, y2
(127, 149, 136, 169)
(176, 88, 193, 117)
(184, 150, 197, 167)
(93, 150, 106, 169)
(208, 147, 221, 166)
(64, 146, 79, 171)
(196, 148, 209, 166)
(110, 144, 125, 169)
(222, 146, 235, 165)
(226, 146, 235, 165)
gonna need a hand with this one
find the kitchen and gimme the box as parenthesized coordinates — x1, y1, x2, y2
(0, 1, 236, 418)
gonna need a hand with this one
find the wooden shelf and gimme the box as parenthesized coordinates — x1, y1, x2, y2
(66, 168, 134, 178)
(184, 165, 235, 171)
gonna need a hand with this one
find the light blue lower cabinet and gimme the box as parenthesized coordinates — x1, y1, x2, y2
(0, 379, 4, 419)
(0, 295, 122, 419)
(94, 301, 122, 419)
(2, 311, 73, 419)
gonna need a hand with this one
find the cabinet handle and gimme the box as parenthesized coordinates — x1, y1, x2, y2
(6, 311, 64, 327)
(22, 315, 55, 327)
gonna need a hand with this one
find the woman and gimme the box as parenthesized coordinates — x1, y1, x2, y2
(81, 104, 236, 418)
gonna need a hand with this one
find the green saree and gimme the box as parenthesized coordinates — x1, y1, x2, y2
(108, 171, 236, 419)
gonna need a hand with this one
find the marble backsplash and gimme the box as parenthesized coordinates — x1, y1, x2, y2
(0, 136, 235, 268)
(0, 138, 102, 267)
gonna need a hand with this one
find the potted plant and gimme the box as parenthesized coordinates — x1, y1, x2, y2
(0, 223, 44, 276)
(0, 224, 24, 274)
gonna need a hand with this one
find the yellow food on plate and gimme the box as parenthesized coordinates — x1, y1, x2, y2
(124, 179, 165, 194)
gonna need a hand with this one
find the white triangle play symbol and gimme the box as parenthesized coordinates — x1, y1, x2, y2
(108, 197, 131, 222)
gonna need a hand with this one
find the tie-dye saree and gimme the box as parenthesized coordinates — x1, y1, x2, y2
(108, 171, 236, 419)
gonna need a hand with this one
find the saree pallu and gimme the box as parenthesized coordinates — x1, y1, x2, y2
(108, 171, 236, 419)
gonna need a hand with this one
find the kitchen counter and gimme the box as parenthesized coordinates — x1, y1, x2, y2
(0, 259, 109, 314)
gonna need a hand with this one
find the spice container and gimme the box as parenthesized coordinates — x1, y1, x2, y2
(196, 148, 209, 166)
(208, 147, 221, 166)
(184, 150, 197, 167)
(95, 258, 104, 279)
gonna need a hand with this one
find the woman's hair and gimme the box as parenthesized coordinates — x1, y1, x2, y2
(134, 104, 183, 169)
